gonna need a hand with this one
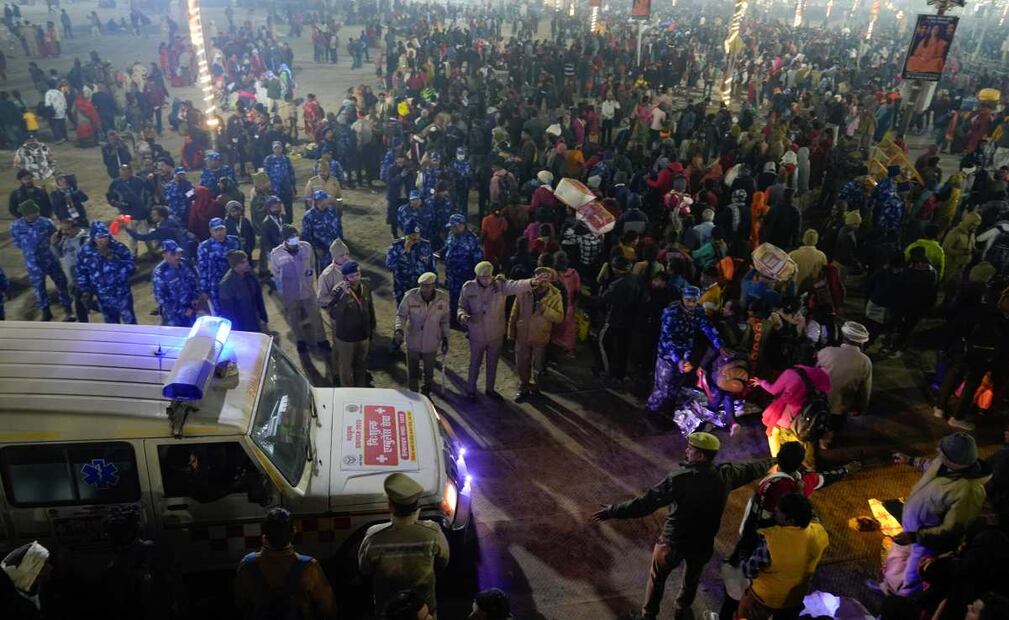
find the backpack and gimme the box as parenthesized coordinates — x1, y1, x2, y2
(37, 101, 54, 120)
(807, 266, 842, 314)
(241, 552, 312, 620)
(964, 320, 1001, 364)
(790, 367, 832, 442)
(985, 224, 1009, 275)
(103, 541, 165, 616)
(495, 173, 516, 206)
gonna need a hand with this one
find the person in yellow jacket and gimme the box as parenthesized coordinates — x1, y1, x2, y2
(788, 229, 828, 292)
(932, 171, 963, 235)
(508, 266, 563, 401)
(941, 211, 980, 289)
(738, 493, 829, 619)
(904, 224, 946, 280)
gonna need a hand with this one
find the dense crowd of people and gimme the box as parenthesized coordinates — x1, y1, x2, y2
(3, 0, 1009, 618)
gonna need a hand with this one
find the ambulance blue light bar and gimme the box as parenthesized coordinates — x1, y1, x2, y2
(162, 316, 232, 401)
(189, 314, 231, 345)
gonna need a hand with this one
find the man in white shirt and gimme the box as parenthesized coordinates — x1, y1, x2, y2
(649, 103, 667, 146)
(351, 113, 376, 189)
(600, 95, 621, 146)
(43, 84, 67, 144)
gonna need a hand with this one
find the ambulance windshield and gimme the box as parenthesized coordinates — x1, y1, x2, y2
(251, 348, 312, 485)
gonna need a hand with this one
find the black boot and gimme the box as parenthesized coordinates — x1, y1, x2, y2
(41, 306, 53, 321)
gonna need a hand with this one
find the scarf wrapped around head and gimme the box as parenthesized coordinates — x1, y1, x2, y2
(2, 541, 49, 594)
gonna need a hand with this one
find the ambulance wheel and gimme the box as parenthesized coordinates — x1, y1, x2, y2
(326, 528, 373, 618)
(447, 517, 479, 588)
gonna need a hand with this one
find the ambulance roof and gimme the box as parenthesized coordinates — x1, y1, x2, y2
(0, 321, 272, 443)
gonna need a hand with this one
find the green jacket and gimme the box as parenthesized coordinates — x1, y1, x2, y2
(265, 77, 283, 101)
(693, 239, 728, 271)
(605, 458, 773, 553)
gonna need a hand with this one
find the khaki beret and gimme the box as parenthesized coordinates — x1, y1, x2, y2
(384, 472, 423, 505)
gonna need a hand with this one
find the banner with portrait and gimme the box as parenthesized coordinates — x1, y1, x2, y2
(631, 0, 651, 19)
(901, 14, 958, 81)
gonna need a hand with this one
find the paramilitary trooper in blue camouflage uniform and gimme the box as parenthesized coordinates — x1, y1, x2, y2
(647, 285, 723, 413)
(425, 181, 455, 249)
(397, 190, 436, 247)
(263, 141, 297, 221)
(442, 213, 482, 324)
(76, 221, 137, 324)
(385, 219, 436, 307)
(197, 217, 240, 313)
(10, 199, 72, 321)
(152, 240, 200, 327)
(450, 146, 472, 217)
(419, 150, 449, 198)
(164, 166, 195, 223)
(199, 151, 236, 197)
(301, 189, 343, 273)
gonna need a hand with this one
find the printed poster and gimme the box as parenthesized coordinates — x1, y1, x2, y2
(901, 14, 958, 81)
(341, 403, 418, 471)
(631, 0, 651, 20)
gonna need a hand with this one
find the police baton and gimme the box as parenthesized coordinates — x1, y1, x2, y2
(440, 348, 447, 393)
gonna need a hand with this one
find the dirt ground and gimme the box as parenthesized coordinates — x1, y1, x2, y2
(1, 4, 1005, 618)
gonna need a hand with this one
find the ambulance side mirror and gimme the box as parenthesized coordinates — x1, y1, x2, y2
(247, 474, 272, 507)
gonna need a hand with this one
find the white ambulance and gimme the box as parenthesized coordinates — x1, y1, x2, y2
(0, 318, 473, 577)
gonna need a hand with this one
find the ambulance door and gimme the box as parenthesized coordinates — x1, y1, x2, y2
(0, 441, 146, 563)
(144, 438, 271, 572)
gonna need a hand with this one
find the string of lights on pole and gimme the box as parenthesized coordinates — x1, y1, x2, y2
(866, 0, 881, 39)
(793, 0, 807, 27)
(186, 0, 218, 130)
(720, 0, 748, 106)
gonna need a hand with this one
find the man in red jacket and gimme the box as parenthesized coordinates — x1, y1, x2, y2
(646, 160, 686, 196)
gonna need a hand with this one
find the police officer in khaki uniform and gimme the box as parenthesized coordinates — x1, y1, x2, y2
(457, 261, 541, 400)
(358, 473, 450, 618)
(394, 272, 450, 395)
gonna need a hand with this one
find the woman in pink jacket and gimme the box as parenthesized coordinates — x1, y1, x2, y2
(750, 365, 831, 468)
(551, 252, 581, 355)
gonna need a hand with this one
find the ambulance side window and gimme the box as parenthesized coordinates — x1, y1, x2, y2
(0, 442, 141, 507)
(157, 442, 258, 504)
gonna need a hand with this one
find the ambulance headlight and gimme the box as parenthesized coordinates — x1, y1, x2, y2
(440, 480, 458, 522)
(162, 316, 232, 401)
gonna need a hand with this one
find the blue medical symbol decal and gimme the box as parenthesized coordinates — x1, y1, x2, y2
(81, 459, 120, 489)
